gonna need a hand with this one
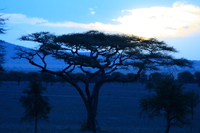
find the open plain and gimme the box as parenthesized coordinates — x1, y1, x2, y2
(0, 81, 200, 133)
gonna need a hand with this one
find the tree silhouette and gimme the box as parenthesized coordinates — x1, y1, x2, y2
(178, 71, 194, 84)
(19, 81, 51, 133)
(0, 14, 7, 79)
(194, 71, 200, 86)
(149, 72, 163, 83)
(140, 75, 192, 133)
(0, 13, 7, 35)
(15, 30, 192, 131)
(185, 90, 200, 119)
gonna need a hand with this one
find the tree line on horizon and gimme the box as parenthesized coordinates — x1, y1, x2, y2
(0, 70, 200, 85)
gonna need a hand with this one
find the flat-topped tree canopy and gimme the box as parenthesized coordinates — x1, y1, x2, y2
(17, 30, 192, 82)
(124, 37, 192, 76)
(17, 31, 140, 81)
(53, 30, 140, 73)
(55, 30, 139, 49)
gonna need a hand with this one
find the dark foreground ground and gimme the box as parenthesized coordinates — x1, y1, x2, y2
(0, 81, 200, 133)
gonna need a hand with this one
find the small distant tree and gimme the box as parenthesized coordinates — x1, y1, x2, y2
(0, 13, 7, 34)
(126, 73, 136, 80)
(140, 75, 192, 133)
(7, 71, 27, 85)
(146, 72, 164, 89)
(138, 71, 148, 83)
(109, 72, 127, 81)
(148, 72, 163, 83)
(19, 81, 51, 133)
(26, 72, 41, 82)
(177, 71, 194, 84)
(0, 14, 7, 76)
(194, 71, 200, 86)
(185, 90, 200, 119)
(40, 72, 56, 86)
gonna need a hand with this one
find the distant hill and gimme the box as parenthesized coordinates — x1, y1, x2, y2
(0, 42, 200, 74)
(0, 42, 67, 72)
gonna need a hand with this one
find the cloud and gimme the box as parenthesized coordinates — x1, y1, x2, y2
(5, 13, 48, 25)
(4, 13, 90, 29)
(3, 2, 200, 38)
(88, 2, 200, 37)
(89, 8, 95, 15)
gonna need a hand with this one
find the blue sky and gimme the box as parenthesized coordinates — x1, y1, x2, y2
(1, 0, 200, 60)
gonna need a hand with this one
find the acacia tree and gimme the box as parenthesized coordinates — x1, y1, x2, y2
(140, 75, 192, 133)
(14, 30, 192, 132)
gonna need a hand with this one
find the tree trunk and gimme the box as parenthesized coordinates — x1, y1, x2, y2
(191, 107, 194, 119)
(34, 115, 38, 133)
(34, 94, 38, 133)
(86, 106, 98, 132)
(66, 74, 103, 132)
(165, 115, 171, 133)
(83, 83, 101, 132)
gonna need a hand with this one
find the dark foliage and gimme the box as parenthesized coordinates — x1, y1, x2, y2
(140, 75, 193, 133)
(178, 71, 194, 84)
(194, 71, 200, 86)
(19, 81, 51, 133)
(185, 90, 200, 119)
(0, 14, 7, 81)
(0, 14, 7, 34)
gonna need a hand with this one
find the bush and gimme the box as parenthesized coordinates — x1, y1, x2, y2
(19, 81, 51, 133)
(140, 75, 192, 133)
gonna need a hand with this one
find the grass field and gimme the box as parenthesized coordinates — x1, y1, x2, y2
(0, 81, 200, 133)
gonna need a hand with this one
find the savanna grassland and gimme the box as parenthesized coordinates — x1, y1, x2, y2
(1, 81, 200, 133)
